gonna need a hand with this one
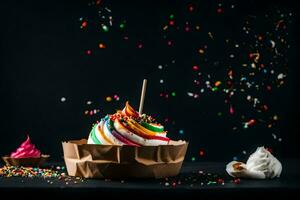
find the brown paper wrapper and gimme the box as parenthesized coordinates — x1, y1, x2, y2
(62, 139, 188, 179)
(1, 155, 50, 167)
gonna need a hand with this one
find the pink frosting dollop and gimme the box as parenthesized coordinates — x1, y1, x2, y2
(10, 135, 41, 158)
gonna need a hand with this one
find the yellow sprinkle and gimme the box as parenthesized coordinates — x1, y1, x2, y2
(198, 49, 204, 54)
(106, 96, 112, 102)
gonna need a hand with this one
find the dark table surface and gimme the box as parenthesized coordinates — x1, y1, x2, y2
(1, 160, 300, 199)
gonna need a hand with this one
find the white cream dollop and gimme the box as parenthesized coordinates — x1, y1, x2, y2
(226, 147, 282, 179)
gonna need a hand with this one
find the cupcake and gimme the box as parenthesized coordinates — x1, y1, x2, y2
(87, 101, 170, 146)
(2, 135, 49, 166)
(63, 101, 188, 179)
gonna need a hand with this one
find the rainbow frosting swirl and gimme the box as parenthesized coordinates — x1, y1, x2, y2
(10, 135, 41, 158)
(88, 101, 170, 146)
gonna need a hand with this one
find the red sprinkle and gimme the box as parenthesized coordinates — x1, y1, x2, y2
(230, 105, 234, 114)
(247, 119, 256, 126)
(199, 150, 205, 157)
(234, 178, 241, 184)
(81, 21, 87, 27)
(137, 43, 143, 49)
(217, 8, 223, 13)
(192, 65, 199, 71)
(86, 50, 92, 55)
(188, 4, 194, 12)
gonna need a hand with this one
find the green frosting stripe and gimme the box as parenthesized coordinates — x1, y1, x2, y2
(90, 124, 101, 144)
(141, 121, 164, 133)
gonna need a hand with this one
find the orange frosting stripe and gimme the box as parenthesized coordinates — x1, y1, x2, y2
(128, 119, 166, 136)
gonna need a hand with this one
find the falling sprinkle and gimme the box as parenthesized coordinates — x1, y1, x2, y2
(137, 43, 143, 49)
(217, 8, 223, 13)
(212, 87, 218, 92)
(230, 105, 234, 114)
(199, 150, 205, 157)
(270, 40, 276, 48)
(104, 7, 111, 12)
(60, 97, 66, 102)
(120, 23, 125, 29)
(99, 43, 106, 49)
(169, 20, 175, 26)
(187, 92, 194, 97)
(101, 24, 109, 32)
(244, 119, 256, 128)
(185, 26, 190, 32)
(192, 65, 199, 71)
(249, 53, 260, 63)
(81, 21, 87, 28)
(214, 81, 222, 87)
(188, 4, 195, 12)
(106, 96, 112, 102)
(113, 94, 120, 101)
(277, 73, 285, 79)
(198, 49, 205, 54)
(208, 32, 214, 39)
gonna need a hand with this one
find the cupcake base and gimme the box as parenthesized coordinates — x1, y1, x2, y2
(62, 139, 188, 179)
(2, 155, 50, 167)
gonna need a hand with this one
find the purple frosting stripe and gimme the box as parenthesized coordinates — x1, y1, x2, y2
(105, 120, 140, 146)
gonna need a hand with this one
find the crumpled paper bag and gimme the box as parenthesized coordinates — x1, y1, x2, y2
(62, 139, 188, 179)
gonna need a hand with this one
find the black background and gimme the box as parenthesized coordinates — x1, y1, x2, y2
(0, 0, 298, 161)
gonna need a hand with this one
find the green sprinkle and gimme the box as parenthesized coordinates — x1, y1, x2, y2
(102, 25, 109, 32)
(212, 87, 218, 92)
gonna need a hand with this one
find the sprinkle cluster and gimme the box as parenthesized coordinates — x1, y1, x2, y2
(0, 165, 84, 185)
